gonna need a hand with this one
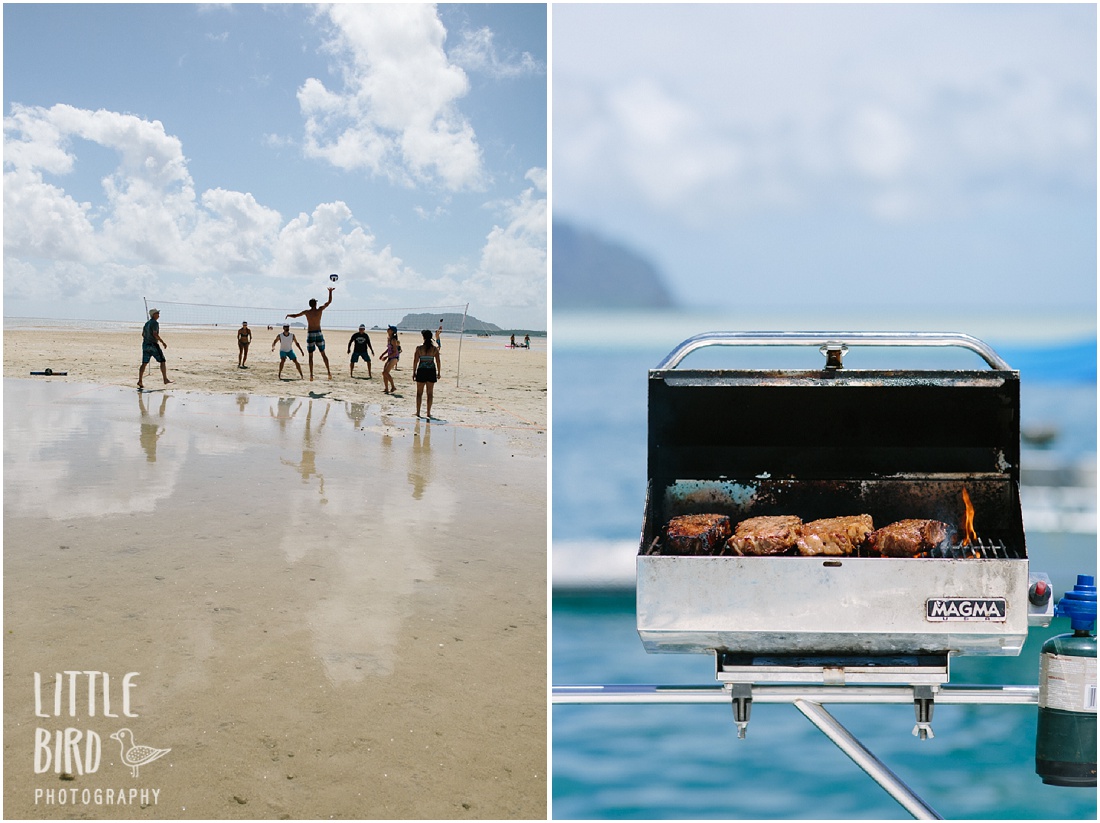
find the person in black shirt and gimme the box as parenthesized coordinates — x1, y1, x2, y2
(347, 324, 375, 378)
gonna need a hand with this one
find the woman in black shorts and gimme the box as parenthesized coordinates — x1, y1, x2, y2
(413, 329, 441, 418)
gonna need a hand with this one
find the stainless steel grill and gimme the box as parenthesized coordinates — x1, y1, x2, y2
(636, 332, 1053, 671)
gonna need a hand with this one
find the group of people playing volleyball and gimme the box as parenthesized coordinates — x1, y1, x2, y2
(144, 287, 443, 418)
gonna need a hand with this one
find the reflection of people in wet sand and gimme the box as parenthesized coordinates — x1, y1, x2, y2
(138, 391, 168, 462)
(272, 324, 306, 380)
(380, 326, 400, 394)
(285, 286, 334, 381)
(413, 329, 441, 419)
(408, 417, 432, 499)
(345, 400, 367, 429)
(138, 308, 173, 389)
(270, 398, 302, 432)
(281, 400, 330, 501)
(237, 321, 252, 368)
(347, 325, 374, 378)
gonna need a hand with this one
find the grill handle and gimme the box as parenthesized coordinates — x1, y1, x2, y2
(655, 331, 1011, 371)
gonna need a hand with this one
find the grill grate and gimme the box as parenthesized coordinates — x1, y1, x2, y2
(921, 539, 1020, 560)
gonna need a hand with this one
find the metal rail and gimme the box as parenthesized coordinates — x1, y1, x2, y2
(552, 683, 1039, 704)
(553, 683, 1040, 820)
(654, 331, 1012, 371)
(794, 699, 942, 820)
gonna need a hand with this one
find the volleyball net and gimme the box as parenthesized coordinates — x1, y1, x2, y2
(142, 298, 480, 334)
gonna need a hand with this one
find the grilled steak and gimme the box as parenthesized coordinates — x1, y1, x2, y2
(867, 519, 951, 557)
(665, 513, 732, 555)
(796, 515, 874, 556)
(728, 515, 802, 556)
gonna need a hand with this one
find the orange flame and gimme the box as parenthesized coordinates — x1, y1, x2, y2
(961, 487, 977, 547)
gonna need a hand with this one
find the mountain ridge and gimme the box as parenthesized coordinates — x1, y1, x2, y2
(553, 220, 675, 309)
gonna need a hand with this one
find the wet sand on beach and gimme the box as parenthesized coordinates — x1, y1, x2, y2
(3, 326, 546, 819)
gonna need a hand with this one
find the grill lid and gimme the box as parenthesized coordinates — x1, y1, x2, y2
(649, 331, 1020, 483)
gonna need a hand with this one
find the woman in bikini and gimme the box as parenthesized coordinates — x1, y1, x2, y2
(380, 325, 400, 394)
(413, 329, 442, 418)
(237, 321, 252, 368)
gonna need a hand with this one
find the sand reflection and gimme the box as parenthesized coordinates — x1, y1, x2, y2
(138, 391, 169, 462)
(5, 383, 186, 519)
(274, 404, 455, 684)
(5, 378, 543, 819)
(279, 398, 330, 503)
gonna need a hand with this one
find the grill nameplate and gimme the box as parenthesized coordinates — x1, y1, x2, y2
(926, 598, 1008, 622)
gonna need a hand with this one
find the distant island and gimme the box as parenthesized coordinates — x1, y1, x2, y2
(553, 219, 675, 309)
(379, 312, 545, 338)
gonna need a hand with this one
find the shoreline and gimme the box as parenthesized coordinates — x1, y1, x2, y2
(553, 308, 1098, 350)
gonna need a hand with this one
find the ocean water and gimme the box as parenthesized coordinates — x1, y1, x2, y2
(551, 319, 1097, 819)
(553, 594, 1096, 820)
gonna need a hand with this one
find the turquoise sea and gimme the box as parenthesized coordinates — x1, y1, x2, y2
(551, 314, 1097, 820)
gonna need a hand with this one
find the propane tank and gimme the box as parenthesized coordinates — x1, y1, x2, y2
(1035, 574, 1097, 787)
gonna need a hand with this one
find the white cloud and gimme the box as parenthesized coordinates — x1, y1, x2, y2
(299, 4, 485, 191)
(449, 26, 543, 79)
(608, 80, 742, 213)
(465, 167, 546, 312)
(2, 103, 415, 306)
(554, 5, 1095, 227)
(192, 188, 283, 272)
(414, 204, 448, 220)
(4, 103, 196, 269)
(262, 132, 296, 151)
(3, 167, 99, 262)
(273, 201, 407, 287)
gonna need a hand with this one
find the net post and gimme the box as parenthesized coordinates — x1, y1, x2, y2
(143, 296, 148, 319)
(456, 303, 468, 387)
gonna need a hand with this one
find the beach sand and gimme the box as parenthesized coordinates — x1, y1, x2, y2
(4, 325, 546, 435)
(3, 326, 546, 819)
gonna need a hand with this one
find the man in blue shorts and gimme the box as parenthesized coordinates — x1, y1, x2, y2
(272, 324, 306, 379)
(138, 307, 173, 389)
(286, 286, 334, 381)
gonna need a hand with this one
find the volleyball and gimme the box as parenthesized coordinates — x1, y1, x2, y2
(329, 273, 339, 282)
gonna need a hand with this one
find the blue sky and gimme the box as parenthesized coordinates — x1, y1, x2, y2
(4, 3, 546, 329)
(553, 4, 1095, 322)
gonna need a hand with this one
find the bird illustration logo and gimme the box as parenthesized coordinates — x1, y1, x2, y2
(110, 728, 171, 778)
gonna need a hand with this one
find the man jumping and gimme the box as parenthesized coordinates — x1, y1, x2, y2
(286, 286, 334, 381)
